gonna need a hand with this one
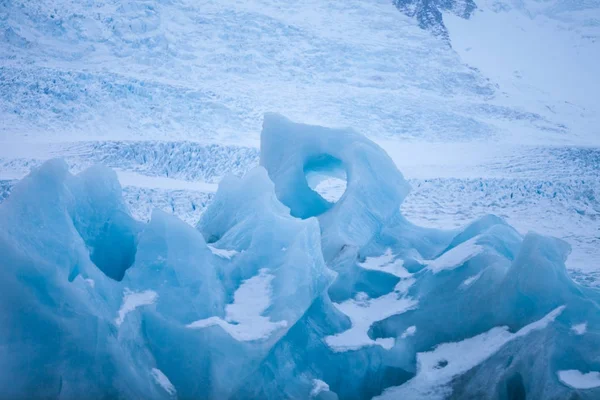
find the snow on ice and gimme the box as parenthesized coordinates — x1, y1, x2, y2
(1, 115, 599, 400)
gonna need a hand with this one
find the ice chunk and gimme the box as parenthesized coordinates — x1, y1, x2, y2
(187, 269, 288, 341)
(3, 116, 600, 400)
(557, 370, 600, 389)
(126, 209, 224, 323)
(260, 113, 410, 260)
(0, 160, 165, 399)
(69, 165, 141, 281)
(156, 166, 332, 398)
(197, 166, 334, 334)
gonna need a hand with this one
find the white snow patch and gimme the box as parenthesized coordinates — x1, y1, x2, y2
(326, 291, 417, 352)
(151, 368, 176, 396)
(558, 370, 600, 390)
(571, 322, 588, 336)
(208, 245, 238, 260)
(375, 306, 566, 400)
(84, 278, 95, 288)
(428, 237, 484, 274)
(115, 289, 158, 326)
(310, 379, 330, 398)
(401, 326, 417, 339)
(187, 269, 287, 341)
(444, 0, 600, 139)
(394, 277, 416, 295)
(358, 249, 411, 278)
(462, 271, 483, 288)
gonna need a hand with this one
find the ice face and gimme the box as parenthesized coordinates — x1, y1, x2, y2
(0, 155, 332, 399)
(2, 114, 600, 400)
(260, 113, 411, 261)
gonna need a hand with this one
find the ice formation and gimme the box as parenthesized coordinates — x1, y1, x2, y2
(1, 114, 599, 400)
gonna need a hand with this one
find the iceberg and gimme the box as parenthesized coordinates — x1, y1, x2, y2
(1, 114, 599, 400)
(260, 113, 411, 261)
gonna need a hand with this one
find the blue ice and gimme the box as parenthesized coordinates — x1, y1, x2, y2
(1, 115, 599, 400)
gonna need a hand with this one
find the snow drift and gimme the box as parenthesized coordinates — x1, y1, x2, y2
(1, 114, 599, 400)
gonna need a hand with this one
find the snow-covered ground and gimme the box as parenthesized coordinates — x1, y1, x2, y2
(1, 0, 598, 284)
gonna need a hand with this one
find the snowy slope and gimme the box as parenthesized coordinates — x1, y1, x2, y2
(444, 0, 600, 141)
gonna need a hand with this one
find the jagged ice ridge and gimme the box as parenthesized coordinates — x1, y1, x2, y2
(1, 115, 599, 400)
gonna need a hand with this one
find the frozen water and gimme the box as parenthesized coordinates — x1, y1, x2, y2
(261, 113, 411, 260)
(2, 114, 600, 400)
(1, 0, 598, 396)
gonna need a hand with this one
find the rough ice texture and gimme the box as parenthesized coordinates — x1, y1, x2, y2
(2, 114, 600, 400)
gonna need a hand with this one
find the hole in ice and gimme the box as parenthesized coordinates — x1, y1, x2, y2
(308, 175, 347, 203)
(304, 154, 347, 205)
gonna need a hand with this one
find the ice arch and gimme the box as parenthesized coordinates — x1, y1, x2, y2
(260, 113, 411, 260)
(304, 154, 347, 210)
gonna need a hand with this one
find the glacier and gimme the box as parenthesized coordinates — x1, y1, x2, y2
(1, 114, 600, 400)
